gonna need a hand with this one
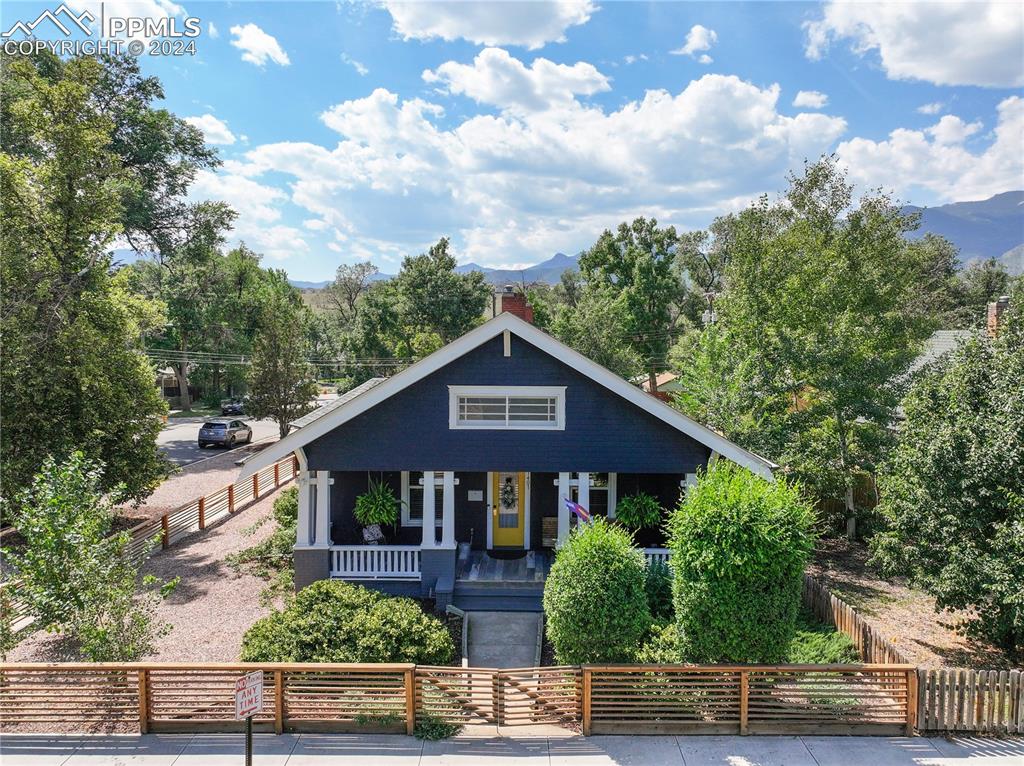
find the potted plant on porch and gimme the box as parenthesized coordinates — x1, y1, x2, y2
(354, 474, 401, 544)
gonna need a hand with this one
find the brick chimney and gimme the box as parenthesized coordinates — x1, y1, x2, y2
(987, 295, 1010, 338)
(500, 285, 534, 324)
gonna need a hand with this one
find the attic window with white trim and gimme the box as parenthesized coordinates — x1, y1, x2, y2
(449, 386, 565, 430)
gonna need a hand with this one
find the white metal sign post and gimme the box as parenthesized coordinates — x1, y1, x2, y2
(235, 670, 263, 766)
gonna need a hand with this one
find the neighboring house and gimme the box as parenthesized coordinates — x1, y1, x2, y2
(905, 330, 973, 377)
(239, 298, 775, 611)
(634, 372, 682, 401)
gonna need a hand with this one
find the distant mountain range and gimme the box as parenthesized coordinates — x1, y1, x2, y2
(290, 252, 583, 290)
(905, 190, 1023, 274)
(289, 191, 1024, 289)
(454, 251, 580, 285)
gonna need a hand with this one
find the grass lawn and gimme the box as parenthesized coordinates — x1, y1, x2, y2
(808, 537, 1014, 669)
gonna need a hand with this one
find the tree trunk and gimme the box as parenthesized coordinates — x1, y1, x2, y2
(835, 411, 856, 540)
(174, 361, 191, 411)
(647, 367, 658, 396)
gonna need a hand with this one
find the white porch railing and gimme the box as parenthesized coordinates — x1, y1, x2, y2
(329, 545, 422, 580)
(643, 548, 671, 567)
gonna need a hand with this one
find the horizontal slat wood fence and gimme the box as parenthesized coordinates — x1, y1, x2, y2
(583, 664, 914, 736)
(918, 668, 1023, 734)
(0, 662, 914, 736)
(802, 574, 910, 664)
(1, 457, 298, 634)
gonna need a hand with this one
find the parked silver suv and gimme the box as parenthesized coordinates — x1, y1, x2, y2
(197, 419, 253, 449)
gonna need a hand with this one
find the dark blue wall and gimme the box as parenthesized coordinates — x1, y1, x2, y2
(305, 332, 710, 473)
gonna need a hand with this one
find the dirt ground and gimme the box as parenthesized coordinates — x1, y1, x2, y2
(808, 537, 1014, 669)
(7, 488, 284, 662)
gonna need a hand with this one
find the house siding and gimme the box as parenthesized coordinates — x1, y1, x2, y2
(304, 333, 711, 473)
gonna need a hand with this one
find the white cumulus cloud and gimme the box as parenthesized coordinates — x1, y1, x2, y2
(210, 56, 849, 267)
(804, 1, 1024, 88)
(230, 23, 290, 67)
(183, 114, 235, 145)
(672, 24, 717, 62)
(837, 97, 1023, 203)
(382, 0, 595, 49)
(917, 102, 944, 116)
(423, 47, 610, 114)
(793, 90, 828, 109)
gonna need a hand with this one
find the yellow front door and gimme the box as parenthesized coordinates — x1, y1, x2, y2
(492, 472, 526, 547)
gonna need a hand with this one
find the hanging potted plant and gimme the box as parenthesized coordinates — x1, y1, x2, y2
(354, 474, 401, 543)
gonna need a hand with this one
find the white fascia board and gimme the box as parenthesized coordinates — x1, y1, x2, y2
(236, 313, 776, 482)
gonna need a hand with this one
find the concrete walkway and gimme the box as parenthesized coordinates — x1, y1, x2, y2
(2, 732, 1022, 765)
(465, 611, 542, 667)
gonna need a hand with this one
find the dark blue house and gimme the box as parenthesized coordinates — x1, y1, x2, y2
(239, 306, 775, 611)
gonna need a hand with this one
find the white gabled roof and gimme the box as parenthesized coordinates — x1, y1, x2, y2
(238, 313, 776, 480)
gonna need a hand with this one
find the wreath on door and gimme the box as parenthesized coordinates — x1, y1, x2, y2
(500, 477, 517, 509)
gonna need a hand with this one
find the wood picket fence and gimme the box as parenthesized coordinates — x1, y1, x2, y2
(801, 574, 910, 665)
(917, 668, 1023, 734)
(0, 662, 916, 736)
(1, 457, 298, 633)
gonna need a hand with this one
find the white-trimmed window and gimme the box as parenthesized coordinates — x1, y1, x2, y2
(401, 471, 443, 527)
(449, 386, 566, 430)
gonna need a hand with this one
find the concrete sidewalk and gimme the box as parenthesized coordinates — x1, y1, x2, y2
(2, 731, 1022, 765)
(465, 611, 542, 667)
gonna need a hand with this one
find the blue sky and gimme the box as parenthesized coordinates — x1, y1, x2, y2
(5, 1, 1023, 280)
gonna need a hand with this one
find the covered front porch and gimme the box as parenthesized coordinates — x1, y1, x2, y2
(293, 468, 683, 605)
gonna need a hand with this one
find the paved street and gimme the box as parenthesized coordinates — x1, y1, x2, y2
(158, 394, 337, 467)
(2, 732, 1022, 765)
(158, 416, 280, 467)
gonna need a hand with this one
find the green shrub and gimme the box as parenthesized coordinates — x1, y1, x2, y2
(786, 610, 859, 664)
(542, 518, 651, 663)
(354, 475, 401, 526)
(240, 580, 454, 664)
(635, 621, 680, 663)
(669, 463, 814, 663)
(614, 492, 662, 529)
(644, 559, 674, 620)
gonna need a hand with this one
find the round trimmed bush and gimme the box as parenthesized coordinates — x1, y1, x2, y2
(542, 517, 651, 663)
(240, 580, 454, 664)
(669, 463, 814, 663)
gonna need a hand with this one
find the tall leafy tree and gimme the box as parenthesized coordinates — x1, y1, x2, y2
(323, 261, 379, 327)
(345, 239, 489, 380)
(0, 55, 168, 505)
(692, 158, 938, 536)
(870, 296, 1024, 657)
(550, 287, 642, 378)
(246, 291, 319, 438)
(579, 218, 680, 389)
(954, 258, 1014, 327)
(392, 238, 489, 343)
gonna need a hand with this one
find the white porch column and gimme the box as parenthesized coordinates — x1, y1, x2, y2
(295, 471, 313, 547)
(421, 471, 437, 548)
(557, 471, 572, 548)
(441, 471, 456, 549)
(577, 472, 590, 517)
(313, 470, 332, 547)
